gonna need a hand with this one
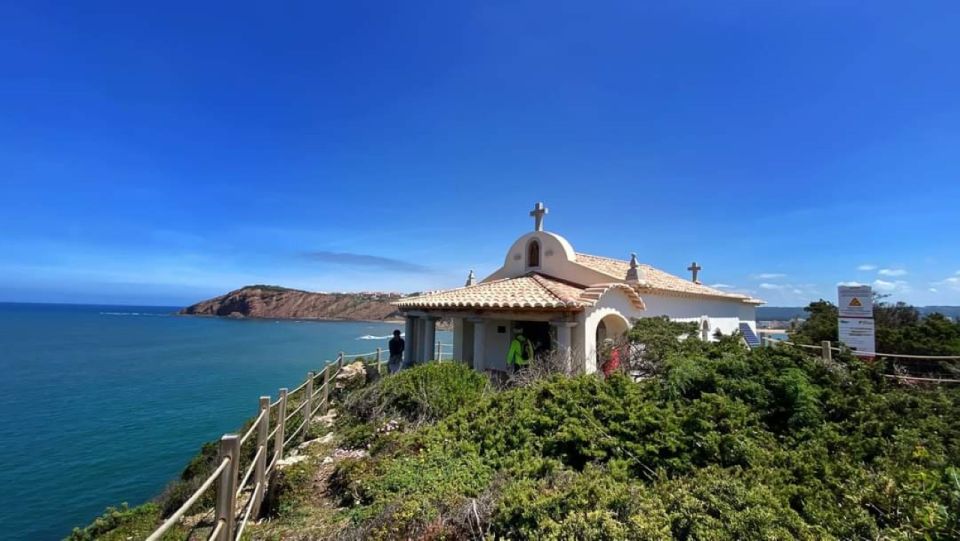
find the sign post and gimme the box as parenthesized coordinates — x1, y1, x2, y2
(837, 285, 875, 359)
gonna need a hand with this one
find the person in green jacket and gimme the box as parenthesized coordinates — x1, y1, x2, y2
(507, 327, 534, 372)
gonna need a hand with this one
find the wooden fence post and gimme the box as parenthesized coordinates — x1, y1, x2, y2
(215, 434, 240, 541)
(322, 364, 330, 412)
(274, 388, 288, 461)
(304, 372, 314, 442)
(253, 396, 270, 515)
(822, 340, 833, 362)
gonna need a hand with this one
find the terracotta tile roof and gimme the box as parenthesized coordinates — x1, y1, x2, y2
(394, 274, 587, 310)
(575, 253, 764, 304)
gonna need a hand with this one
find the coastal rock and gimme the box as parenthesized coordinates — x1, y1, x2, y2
(277, 454, 309, 467)
(314, 408, 337, 428)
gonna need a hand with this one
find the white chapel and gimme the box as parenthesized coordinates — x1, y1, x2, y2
(395, 203, 763, 374)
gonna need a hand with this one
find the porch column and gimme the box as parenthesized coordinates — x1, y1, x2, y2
(403, 315, 417, 366)
(452, 318, 465, 361)
(550, 321, 578, 374)
(470, 318, 487, 372)
(421, 316, 438, 362)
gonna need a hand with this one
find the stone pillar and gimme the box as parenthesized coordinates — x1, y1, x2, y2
(550, 321, 578, 374)
(470, 318, 487, 372)
(403, 315, 417, 366)
(421, 316, 438, 362)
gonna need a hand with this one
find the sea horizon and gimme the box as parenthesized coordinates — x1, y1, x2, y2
(0, 303, 446, 540)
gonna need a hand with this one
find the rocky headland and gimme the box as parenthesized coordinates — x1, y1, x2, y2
(179, 285, 404, 321)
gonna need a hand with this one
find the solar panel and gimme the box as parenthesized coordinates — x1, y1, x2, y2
(739, 322, 761, 349)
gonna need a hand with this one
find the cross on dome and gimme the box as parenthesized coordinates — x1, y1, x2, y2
(529, 202, 548, 231)
(687, 261, 702, 284)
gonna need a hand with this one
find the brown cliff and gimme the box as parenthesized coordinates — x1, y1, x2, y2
(179, 285, 404, 321)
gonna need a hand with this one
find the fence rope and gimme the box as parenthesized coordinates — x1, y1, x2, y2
(235, 445, 264, 499)
(764, 337, 960, 361)
(234, 480, 261, 540)
(882, 374, 960, 384)
(284, 398, 308, 423)
(145, 456, 230, 541)
(284, 418, 307, 448)
(145, 343, 452, 541)
(238, 409, 266, 447)
(206, 519, 224, 541)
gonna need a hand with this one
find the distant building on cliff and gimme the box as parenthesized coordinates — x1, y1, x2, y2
(394, 203, 763, 374)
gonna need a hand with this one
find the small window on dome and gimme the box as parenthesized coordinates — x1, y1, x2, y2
(527, 240, 541, 268)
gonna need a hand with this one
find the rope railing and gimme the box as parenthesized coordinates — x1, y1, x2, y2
(239, 408, 266, 447)
(764, 336, 960, 361)
(284, 418, 307, 448)
(284, 398, 308, 422)
(145, 342, 441, 540)
(764, 336, 960, 384)
(235, 445, 264, 499)
(234, 481, 260, 540)
(288, 377, 310, 396)
(207, 519, 225, 541)
(145, 456, 231, 541)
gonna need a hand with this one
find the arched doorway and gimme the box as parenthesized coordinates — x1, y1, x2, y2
(594, 313, 630, 370)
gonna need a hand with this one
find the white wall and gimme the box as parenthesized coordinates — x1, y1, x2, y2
(478, 319, 513, 371)
(640, 294, 746, 337)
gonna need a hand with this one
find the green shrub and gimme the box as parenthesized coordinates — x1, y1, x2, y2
(343, 361, 487, 425)
(67, 503, 175, 541)
(323, 323, 960, 539)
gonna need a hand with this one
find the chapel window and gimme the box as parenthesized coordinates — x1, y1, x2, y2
(527, 240, 541, 268)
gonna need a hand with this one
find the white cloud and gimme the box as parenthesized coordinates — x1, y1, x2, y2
(878, 268, 908, 277)
(857, 264, 877, 271)
(752, 273, 786, 280)
(934, 276, 960, 292)
(837, 281, 865, 287)
(873, 279, 910, 293)
(710, 283, 734, 289)
(759, 283, 783, 290)
(929, 288, 939, 293)
(792, 289, 803, 295)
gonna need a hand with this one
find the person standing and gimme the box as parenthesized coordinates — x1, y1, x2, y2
(507, 327, 533, 373)
(388, 330, 404, 373)
(600, 338, 621, 378)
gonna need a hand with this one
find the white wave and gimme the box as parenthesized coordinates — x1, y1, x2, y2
(357, 333, 403, 340)
(100, 312, 167, 317)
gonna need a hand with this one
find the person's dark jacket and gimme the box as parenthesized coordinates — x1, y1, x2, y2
(389, 336, 404, 355)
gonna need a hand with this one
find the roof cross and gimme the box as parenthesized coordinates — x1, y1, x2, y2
(687, 261, 702, 284)
(529, 202, 548, 231)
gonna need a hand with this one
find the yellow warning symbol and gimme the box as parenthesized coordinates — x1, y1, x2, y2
(849, 298, 862, 307)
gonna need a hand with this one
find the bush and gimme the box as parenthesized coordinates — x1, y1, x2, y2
(343, 361, 488, 425)
(67, 503, 174, 541)
(324, 321, 960, 539)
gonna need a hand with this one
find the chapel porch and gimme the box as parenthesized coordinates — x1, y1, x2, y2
(401, 310, 580, 373)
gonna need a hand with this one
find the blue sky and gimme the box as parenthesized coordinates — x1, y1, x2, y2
(2, 1, 959, 307)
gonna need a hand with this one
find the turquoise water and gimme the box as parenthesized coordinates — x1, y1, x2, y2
(0, 303, 446, 540)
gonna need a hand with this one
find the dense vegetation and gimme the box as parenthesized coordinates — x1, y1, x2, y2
(307, 322, 959, 539)
(77, 316, 960, 539)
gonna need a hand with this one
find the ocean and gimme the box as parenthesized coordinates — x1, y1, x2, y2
(0, 303, 448, 540)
